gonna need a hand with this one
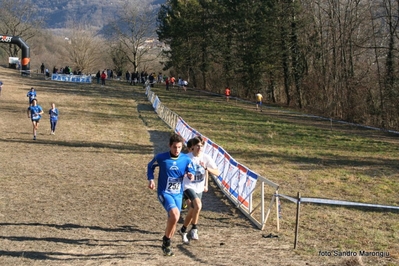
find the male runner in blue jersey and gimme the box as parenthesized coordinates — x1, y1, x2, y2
(27, 87, 36, 105)
(27, 99, 44, 140)
(147, 133, 195, 256)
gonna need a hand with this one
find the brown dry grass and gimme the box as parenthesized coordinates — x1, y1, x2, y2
(0, 66, 396, 266)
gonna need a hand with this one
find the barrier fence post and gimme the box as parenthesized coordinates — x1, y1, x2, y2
(276, 190, 280, 232)
(294, 192, 301, 249)
(261, 182, 265, 225)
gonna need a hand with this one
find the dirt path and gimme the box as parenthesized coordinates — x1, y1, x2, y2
(0, 67, 367, 265)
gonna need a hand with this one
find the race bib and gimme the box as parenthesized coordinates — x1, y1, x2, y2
(193, 171, 204, 183)
(166, 177, 181, 194)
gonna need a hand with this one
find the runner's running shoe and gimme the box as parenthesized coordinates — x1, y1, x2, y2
(162, 244, 174, 256)
(190, 229, 199, 240)
(178, 228, 190, 244)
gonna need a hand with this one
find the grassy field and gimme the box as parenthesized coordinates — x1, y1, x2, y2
(0, 66, 398, 266)
(148, 84, 399, 264)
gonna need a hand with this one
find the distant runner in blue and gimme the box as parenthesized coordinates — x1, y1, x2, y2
(26, 87, 36, 105)
(0, 80, 3, 96)
(27, 99, 43, 140)
(48, 103, 59, 135)
(147, 133, 195, 257)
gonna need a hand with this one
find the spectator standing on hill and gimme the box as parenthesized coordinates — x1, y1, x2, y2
(0, 80, 3, 96)
(100, 71, 107, 86)
(178, 136, 219, 244)
(177, 77, 183, 91)
(225, 87, 231, 101)
(255, 91, 263, 111)
(132, 71, 138, 85)
(40, 63, 45, 74)
(27, 87, 36, 105)
(149, 73, 155, 87)
(126, 71, 131, 83)
(117, 70, 122, 80)
(165, 77, 170, 90)
(27, 99, 44, 140)
(49, 103, 59, 135)
(96, 70, 101, 84)
(170, 76, 175, 88)
(147, 133, 195, 256)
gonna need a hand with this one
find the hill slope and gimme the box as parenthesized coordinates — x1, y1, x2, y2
(0, 66, 316, 266)
(31, 0, 163, 30)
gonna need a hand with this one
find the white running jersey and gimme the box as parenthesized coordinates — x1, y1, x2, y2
(183, 152, 217, 193)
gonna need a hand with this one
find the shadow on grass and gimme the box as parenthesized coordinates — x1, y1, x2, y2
(302, 202, 399, 214)
(0, 222, 157, 234)
(0, 235, 128, 247)
(0, 250, 130, 261)
(134, 91, 174, 155)
(0, 138, 153, 154)
(242, 149, 399, 174)
(0, 222, 156, 260)
(177, 244, 209, 264)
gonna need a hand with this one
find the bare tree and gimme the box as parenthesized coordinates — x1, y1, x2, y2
(107, 0, 157, 73)
(65, 23, 107, 74)
(0, 0, 43, 57)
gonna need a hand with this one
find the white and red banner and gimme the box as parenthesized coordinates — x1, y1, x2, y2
(175, 117, 258, 209)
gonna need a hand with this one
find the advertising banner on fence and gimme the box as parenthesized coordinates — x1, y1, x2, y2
(175, 117, 258, 208)
(152, 96, 160, 112)
(51, 74, 92, 83)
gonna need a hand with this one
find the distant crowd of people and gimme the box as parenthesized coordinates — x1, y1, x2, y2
(40, 64, 181, 86)
(37, 63, 264, 110)
(39, 63, 192, 90)
(40, 63, 86, 79)
(93, 69, 189, 91)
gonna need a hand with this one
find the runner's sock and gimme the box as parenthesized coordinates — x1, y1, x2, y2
(163, 235, 171, 246)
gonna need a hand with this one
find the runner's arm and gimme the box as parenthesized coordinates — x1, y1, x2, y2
(147, 156, 158, 189)
(206, 166, 220, 177)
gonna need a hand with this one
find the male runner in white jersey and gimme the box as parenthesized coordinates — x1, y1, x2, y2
(178, 136, 220, 244)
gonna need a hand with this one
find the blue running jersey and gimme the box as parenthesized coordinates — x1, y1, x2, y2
(29, 105, 43, 120)
(27, 91, 36, 102)
(147, 152, 195, 195)
(49, 108, 59, 121)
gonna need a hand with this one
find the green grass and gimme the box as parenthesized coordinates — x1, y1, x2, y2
(151, 86, 399, 198)
(143, 84, 399, 262)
